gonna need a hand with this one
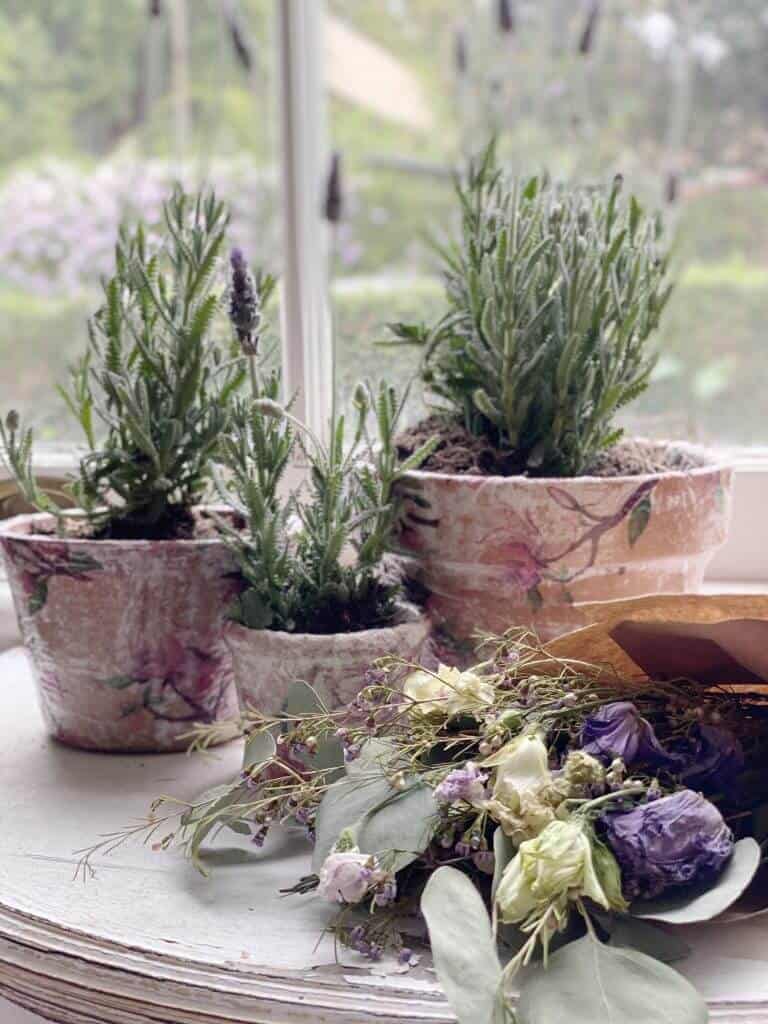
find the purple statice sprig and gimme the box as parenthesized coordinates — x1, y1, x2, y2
(434, 762, 488, 805)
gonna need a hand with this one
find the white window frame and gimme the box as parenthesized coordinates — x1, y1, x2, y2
(276, 0, 333, 439)
(0, 0, 766, 585)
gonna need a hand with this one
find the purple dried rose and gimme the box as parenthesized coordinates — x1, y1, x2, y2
(679, 724, 745, 792)
(580, 702, 677, 768)
(604, 790, 734, 900)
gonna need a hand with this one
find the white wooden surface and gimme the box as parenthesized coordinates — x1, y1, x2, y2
(1, 646, 767, 1023)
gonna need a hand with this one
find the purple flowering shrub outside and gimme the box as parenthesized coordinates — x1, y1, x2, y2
(0, 160, 282, 295)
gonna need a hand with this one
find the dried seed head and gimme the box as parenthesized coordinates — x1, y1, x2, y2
(454, 26, 468, 75)
(497, 0, 515, 34)
(324, 151, 343, 225)
(227, 13, 253, 72)
(5, 409, 20, 432)
(578, 0, 601, 55)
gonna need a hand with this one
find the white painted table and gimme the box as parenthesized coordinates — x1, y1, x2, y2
(1, 646, 767, 1023)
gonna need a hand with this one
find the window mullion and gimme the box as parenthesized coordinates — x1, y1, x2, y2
(275, 0, 332, 441)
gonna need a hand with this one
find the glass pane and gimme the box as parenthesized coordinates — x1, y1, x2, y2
(328, 0, 768, 446)
(0, 0, 278, 441)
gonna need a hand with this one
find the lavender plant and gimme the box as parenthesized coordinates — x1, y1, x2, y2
(389, 142, 674, 477)
(1, 188, 248, 539)
(213, 376, 437, 635)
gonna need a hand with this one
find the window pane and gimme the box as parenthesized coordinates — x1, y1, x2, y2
(0, 0, 278, 441)
(328, 0, 768, 447)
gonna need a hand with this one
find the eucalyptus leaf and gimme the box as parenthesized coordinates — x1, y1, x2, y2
(608, 916, 690, 964)
(357, 783, 439, 872)
(516, 935, 707, 1024)
(186, 785, 250, 873)
(180, 782, 236, 826)
(634, 838, 761, 924)
(243, 729, 276, 771)
(346, 737, 398, 778)
(421, 866, 504, 1024)
(283, 681, 343, 776)
(311, 773, 393, 871)
(283, 679, 327, 717)
(226, 820, 253, 836)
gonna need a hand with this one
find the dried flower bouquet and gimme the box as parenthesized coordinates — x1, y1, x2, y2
(82, 632, 768, 1022)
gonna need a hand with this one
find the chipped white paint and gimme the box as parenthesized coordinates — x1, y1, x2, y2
(0, 647, 766, 1022)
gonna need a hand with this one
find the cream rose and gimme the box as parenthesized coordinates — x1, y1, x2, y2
(495, 819, 621, 924)
(403, 664, 494, 719)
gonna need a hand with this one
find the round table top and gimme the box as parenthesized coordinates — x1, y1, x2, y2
(1, 646, 768, 1024)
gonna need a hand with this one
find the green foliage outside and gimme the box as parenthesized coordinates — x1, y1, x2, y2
(0, 1, 767, 445)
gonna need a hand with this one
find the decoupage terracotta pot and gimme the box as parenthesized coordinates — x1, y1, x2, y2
(225, 603, 431, 716)
(0, 510, 240, 752)
(395, 444, 733, 646)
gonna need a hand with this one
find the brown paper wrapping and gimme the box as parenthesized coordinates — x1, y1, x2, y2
(545, 593, 768, 687)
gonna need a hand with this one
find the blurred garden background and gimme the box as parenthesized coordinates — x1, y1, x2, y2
(1, 0, 767, 445)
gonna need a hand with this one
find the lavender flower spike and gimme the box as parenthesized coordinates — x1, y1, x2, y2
(580, 701, 677, 768)
(604, 790, 734, 900)
(229, 247, 261, 355)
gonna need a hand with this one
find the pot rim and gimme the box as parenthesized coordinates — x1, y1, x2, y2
(0, 504, 234, 548)
(224, 600, 428, 647)
(400, 439, 732, 487)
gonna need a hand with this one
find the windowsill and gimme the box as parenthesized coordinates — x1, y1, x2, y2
(0, 445, 766, 652)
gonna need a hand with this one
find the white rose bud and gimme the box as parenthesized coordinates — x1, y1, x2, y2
(317, 849, 375, 905)
(495, 819, 622, 925)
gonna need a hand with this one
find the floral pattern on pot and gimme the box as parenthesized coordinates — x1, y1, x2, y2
(225, 604, 431, 717)
(7, 540, 104, 615)
(100, 638, 232, 727)
(0, 511, 240, 752)
(395, 449, 733, 646)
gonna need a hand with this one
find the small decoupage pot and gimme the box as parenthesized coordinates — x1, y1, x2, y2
(395, 443, 733, 646)
(0, 509, 240, 752)
(225, 602, 431, 716)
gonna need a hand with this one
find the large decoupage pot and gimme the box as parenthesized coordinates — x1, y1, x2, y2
(0, 510, 240, 752)
(396, 444, 733, 645)
(225, 603, 431, 716)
